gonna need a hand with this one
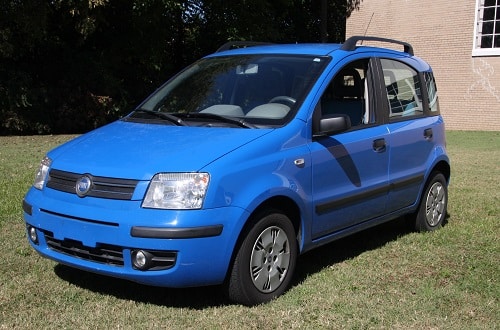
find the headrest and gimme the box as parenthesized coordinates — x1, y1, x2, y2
(333, 67, 363, 99)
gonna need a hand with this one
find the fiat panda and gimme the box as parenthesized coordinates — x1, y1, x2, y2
(23, 36, 450, 306)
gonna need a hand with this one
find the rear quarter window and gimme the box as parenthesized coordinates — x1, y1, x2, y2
(423, 71, 440, 114)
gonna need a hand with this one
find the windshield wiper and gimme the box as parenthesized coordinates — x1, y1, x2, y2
(178, 113, 255, 128)
(132, 109, 185, 126)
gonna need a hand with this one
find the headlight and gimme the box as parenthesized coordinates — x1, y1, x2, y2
(33, 156, 52, 190)
(142, 173, 210, 209)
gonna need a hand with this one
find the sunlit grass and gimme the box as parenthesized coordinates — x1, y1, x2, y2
(0, 131, 498, 329)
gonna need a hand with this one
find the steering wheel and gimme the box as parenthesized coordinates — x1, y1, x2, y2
(269, 96, 296, 107)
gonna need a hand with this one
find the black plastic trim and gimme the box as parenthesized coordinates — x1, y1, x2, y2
(315, 174, 424, 215)
(390, 174, 424, 191)
(316, 186, 389, 215)
(22, 199, 32, 216)
(130, 250, 177, 271)
(44, 232, 124, 266)
(216, 41, 272, 52)
(46, 169, 138, 200)
(342, 36, 414, 56)
(131, 225, 223, 239)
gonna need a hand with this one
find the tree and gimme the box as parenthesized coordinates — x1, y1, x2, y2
(0, 0, 362, 135)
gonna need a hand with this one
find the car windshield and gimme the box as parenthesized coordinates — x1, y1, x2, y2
(132, 54, 329, 127)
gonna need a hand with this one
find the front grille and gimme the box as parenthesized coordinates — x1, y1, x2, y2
(44, 232, 178, 271)
(44, 232, 124, 266)
(47, 169, 139, 200)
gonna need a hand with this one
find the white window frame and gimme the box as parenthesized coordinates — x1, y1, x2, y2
(473, 0, 500, 56)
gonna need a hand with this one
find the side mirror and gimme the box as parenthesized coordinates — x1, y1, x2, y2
(314, 114, 351, 137)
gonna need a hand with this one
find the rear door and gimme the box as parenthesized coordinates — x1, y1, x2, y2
(379, 58, 439, 212)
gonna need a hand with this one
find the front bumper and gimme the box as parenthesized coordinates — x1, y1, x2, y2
(23, 187, 249, 288)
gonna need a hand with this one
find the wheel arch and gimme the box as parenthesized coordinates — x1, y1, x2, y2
(223, 195, 302, 282)
(410, 157, 450, 213)
(249, 196, 302, 239)
(416, 158, 450, 206)
(413, 162, 449, 231)
(432, 159, 451, 183)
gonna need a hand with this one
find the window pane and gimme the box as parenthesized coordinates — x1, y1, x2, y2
(140, 54, 328, 124)
(482, 35, 493, 47)
(483, 21, 495, 34)
(485, 0, 496, 7)
(320, 60, 371, 126)
(380, 59, 423, 118)
(495, 35, 500, 47)
(424, 72, 439, 113)
(484, 7, 496, 20)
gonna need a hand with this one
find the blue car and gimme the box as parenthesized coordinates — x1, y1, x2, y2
(23, 36, 450, 306)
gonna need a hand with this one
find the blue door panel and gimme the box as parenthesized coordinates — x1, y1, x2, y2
(387, 116, 441, 211)
(310, 125, 390, 239)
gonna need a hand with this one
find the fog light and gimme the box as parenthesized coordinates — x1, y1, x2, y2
(28, 226, 39, 244)
(132, 250, 151, 270)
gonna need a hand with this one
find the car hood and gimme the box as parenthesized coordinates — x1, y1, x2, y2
(48, 120, 272, 180)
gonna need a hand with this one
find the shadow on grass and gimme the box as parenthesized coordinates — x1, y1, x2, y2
(54, 214, 449, 308)
(292, 216, 414, 284)
(293, 212, 450, 286)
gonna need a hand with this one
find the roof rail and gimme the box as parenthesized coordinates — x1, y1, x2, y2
(216, 41, 272, 53)
(341, 36, 414, 56)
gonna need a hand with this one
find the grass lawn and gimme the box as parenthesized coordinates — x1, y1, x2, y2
(0, 131, 498, 329)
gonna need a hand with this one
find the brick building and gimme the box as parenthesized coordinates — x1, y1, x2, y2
(346, 0, 500, 131)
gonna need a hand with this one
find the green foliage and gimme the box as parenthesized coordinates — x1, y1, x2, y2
(0, 0, 361, 135)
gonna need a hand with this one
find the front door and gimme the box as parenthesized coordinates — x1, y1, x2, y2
(310, 59, 390, 240)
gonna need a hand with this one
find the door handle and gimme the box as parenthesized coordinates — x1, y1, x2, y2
(424, 128, 433, 140)
(373, 138, 386, 152)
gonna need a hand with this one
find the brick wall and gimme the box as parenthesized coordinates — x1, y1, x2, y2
(346, 0, 500, 131)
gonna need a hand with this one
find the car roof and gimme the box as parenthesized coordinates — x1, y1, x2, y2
(210, 43, 345, 57)
(210, 43, 415, 57)
(206, 37, 430, 71)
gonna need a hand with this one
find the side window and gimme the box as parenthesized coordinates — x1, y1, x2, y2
(423, 71, 440, 113)
(320, 59, 372, 127)
(380, 59, 423, 119)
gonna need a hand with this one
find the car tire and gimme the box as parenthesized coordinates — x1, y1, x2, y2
(227, 210, 298, 306)
(413, 172, 448, 232)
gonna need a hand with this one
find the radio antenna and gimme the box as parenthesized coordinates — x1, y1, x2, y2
(361, 12, 374, 44)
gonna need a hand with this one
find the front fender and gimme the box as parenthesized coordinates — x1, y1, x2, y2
(203, 127, 313, 251)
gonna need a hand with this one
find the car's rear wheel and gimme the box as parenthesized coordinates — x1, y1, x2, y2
(413, 172, 448, 232)
(227, 211, 297, 306)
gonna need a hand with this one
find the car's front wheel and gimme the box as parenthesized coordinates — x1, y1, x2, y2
(227, 210, 298, 306)
(413, 172, 448, 232)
